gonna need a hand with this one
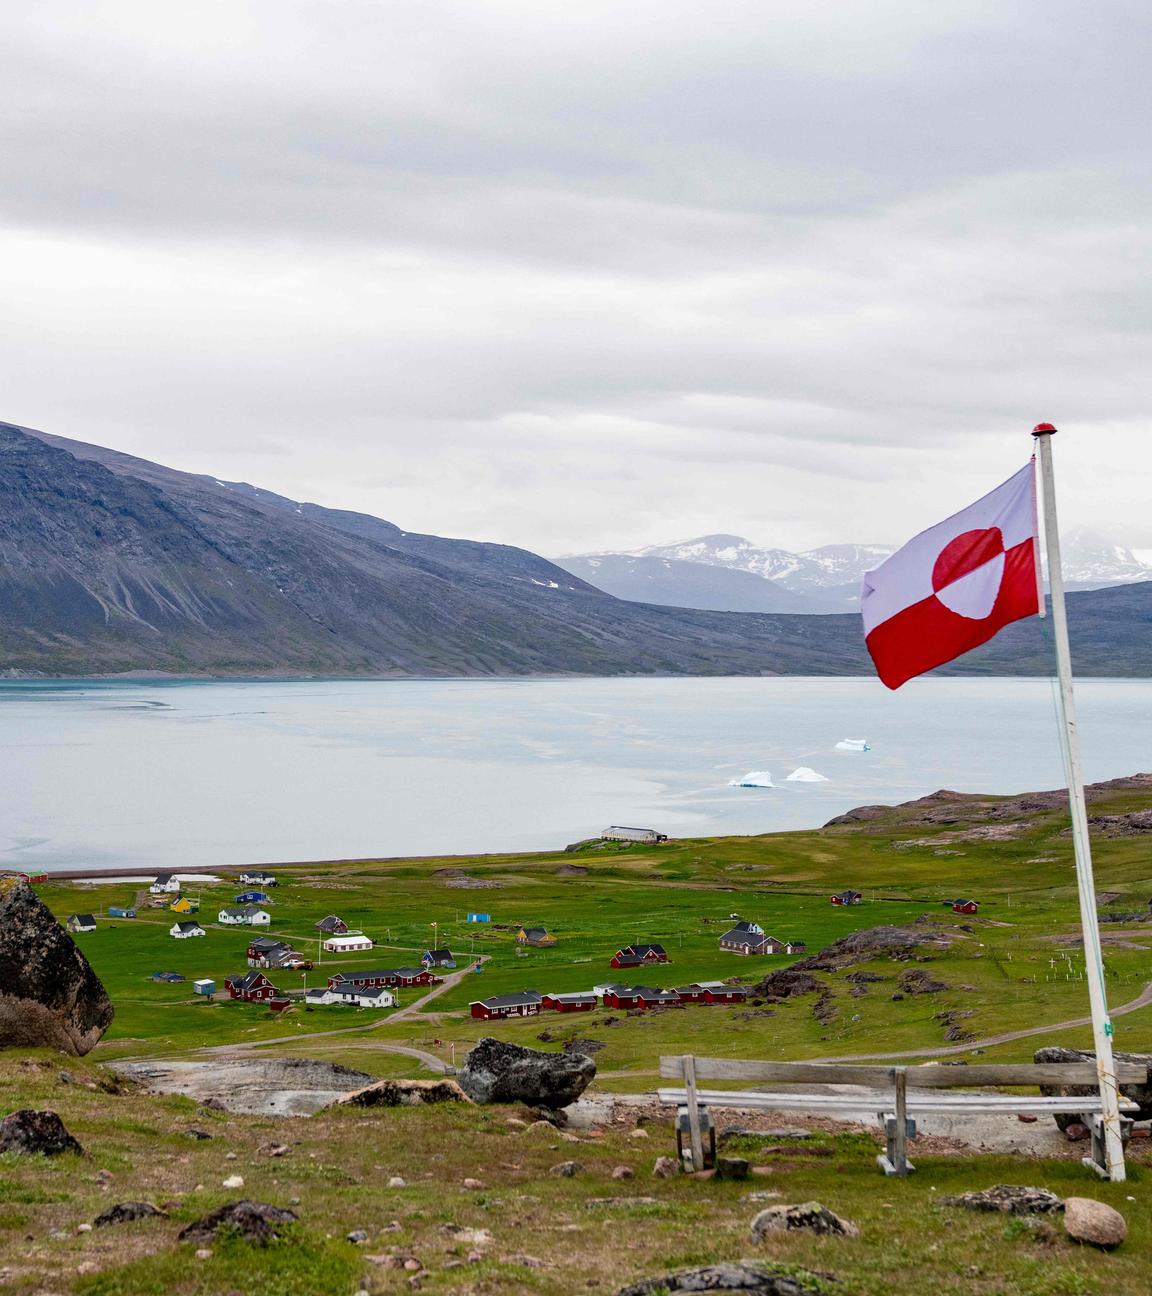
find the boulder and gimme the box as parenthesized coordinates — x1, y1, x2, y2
(616, 1260, 834, 1294)
(1034, 1045, 1152, 1129)
(1063, 1197, 1126, 1249)
(0, 1109, 83, 1156)
(0, 874, 113, 1055)
(179, 1200, 299, 1247)
(336, 1078, 469, 1107)
(751, 1202, 859, 1240)
(939, 1185, 1064, 1215)
(94, 1202, 167, 1227)
(457, 1038, 595, 1108)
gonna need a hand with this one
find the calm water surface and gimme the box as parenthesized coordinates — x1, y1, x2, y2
(2, 677, 1149, 871)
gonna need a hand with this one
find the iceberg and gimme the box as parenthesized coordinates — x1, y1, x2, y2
(835, 738, 870, 752)
(729, 770, 774, 788)
(786, 767, 829, 782)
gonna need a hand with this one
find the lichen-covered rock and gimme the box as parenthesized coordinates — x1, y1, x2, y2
(751, 1202, 859, 1239)
(178, 1200, 298, 1246)
(939, 1185, 1064, 1215)
(94, 1202, 167, 1227)
(0, 874, 113, 1055)
(457, 1038, 595, 1108)
(1034, 1045, 1152, 1129)
(1063, 1197, 1127, 1249)
(336, 1078, 469, 1107)
(0, 1108, 84, 1156)
(616, 1260, 835, 1294)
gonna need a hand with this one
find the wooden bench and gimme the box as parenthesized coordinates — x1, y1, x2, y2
(658, 1056, 1145, 1179)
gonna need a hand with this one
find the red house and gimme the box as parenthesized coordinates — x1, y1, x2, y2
(831, 890, 863, 906)
(470, 991, 543, 1020)
(951, 899, 980, 915)
(603, 985, 680, 1010)
(541, 992, 597, 1013)
(327, 966, 438, 992)
(704, 986, 747, 1005)
(610, 943, 669, 969)
(223, 971, 279, 1002)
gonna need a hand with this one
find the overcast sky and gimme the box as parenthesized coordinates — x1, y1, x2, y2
(3, 1, 1150, 556)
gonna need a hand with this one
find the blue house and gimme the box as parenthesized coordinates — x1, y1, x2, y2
(235, 890, 271, 904)
(467, 912, 491, 923)
(108, 906, 136, 918)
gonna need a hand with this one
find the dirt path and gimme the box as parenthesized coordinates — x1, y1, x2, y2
(820, 978, 1152, 1063)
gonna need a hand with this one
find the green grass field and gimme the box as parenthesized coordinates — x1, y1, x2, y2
(34, 778, 1152, 1071)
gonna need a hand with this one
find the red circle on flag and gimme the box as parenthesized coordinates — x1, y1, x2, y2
(931, 527, 1004, 594)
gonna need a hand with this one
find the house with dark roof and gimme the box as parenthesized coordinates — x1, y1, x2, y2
(602, 985, 680, 1010)
(326, 966, 438, 992)
(600, 826, 669, 844)
(830, 890, 863, 906)
(719, 921, 782, 955)
(610, 942, 668, 969)
(151, 971, 185, 983)
(169, 896, 198, 914)
(314, 915, 349, 935)
(247, 937, 294, 967)
(541, 991, 597, 1013)
(108, 906, 136, 918)
(223, 971, 279, 1002)
(170, 920, 206, 939)
(951, 899, 980, 915)
(784, 939, 807, 955)
(218, 904, 271, 926)
(67, 914, 97, 933)
(421, 948, 457, 969)
(235, 890, 272, 905)
(150, 874, 181, 894)
(515, 927, 556, 947)
(240, 870, 277, 886)
(470, 991, 543, 1020)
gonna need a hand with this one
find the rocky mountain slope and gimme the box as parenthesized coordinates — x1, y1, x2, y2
(3, 421, 1152, 678)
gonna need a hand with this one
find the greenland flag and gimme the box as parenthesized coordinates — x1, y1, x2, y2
(861, 463, 1041, 689)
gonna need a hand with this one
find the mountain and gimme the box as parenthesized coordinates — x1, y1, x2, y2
(4, 420, 1152, 679)
(0, 421, 881, 677)
(558, 536, 894, 613)
(559, 531, 1152, 615)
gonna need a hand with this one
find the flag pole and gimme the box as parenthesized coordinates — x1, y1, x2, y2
(1031, 422, 1126, 1181)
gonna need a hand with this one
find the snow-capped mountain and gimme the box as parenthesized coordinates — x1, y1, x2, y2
(557, 529, 1152, 615)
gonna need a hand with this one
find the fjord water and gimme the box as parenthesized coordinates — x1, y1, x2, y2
(2, 676, 1150, 872)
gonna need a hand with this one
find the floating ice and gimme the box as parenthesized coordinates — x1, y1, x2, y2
(786, 767, 829, 782)
(834, 738, 870, 752)
(729, 770, 774, 788)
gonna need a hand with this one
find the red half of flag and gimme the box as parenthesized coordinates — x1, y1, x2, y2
(860, 463, 1041, 690)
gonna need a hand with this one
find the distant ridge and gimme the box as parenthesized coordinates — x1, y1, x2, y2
(2, 420, 1151, 679)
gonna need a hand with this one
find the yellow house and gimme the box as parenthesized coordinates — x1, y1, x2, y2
(170, 896, 199, 914)
(515, 926, 556, 947)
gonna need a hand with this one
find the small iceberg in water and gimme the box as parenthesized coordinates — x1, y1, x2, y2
(835, 738, 870, 752)
(729, 770, 774, 788)
(786, 767, 829, 782)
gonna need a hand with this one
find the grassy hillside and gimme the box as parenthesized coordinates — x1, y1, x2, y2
(35, 775, 1152, 1070)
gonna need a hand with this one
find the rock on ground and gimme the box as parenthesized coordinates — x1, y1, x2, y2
(616, 1260, 835, 1294)
(1035, 1045, 1152, 1128)
(0, 874, 113, 1055)
(751, 1202, 859, 1239)
(938, 1185, 1064, 1215)
(457, 1038, 595, 1108)
(0, 1109, 83, 1156)
(1063, 1198, 1127, 1249)
(93, 1202, 166, 1227)
(178, 1200, 299, 1247)
(337, 1078, 469, 1107)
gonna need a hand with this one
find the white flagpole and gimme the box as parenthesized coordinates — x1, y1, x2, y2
(1031, 422, 1126, 1181)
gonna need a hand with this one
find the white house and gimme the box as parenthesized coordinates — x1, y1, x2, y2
(306, 985, 394, 1008)
(322, 933, 373, 954)
(600, 826, 669, 844)
(170, 920, 206, 939)
(218, 905, 271, 927)
(150, 873, 181, 894)
(240, 869, 277, 887)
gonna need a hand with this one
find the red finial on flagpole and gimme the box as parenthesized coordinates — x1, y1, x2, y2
(1032, 422, 1057, 436)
